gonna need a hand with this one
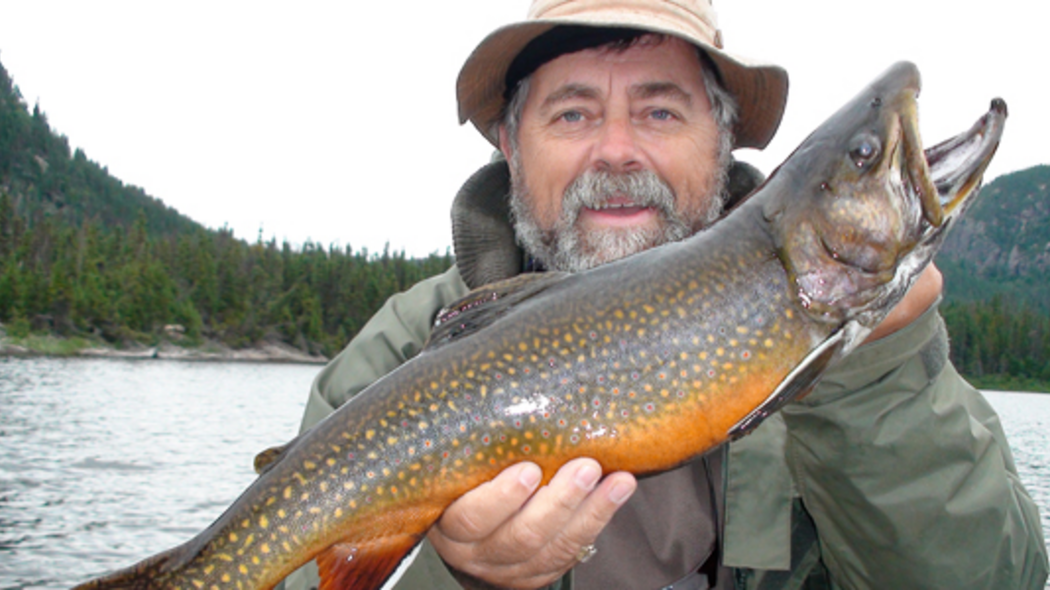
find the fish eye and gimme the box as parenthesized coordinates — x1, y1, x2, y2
(848, 134, 881, 168)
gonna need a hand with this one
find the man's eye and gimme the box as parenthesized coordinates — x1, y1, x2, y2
(649, 109, 674, 121)
(559, 110, 583, 123)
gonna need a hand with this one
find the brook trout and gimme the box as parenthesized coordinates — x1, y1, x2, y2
(73, 62, 1006, 590)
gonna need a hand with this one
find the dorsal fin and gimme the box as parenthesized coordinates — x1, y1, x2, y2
(425, 272, 570, 352)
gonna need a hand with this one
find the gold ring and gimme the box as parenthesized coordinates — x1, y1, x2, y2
(575, 544, 598, 563)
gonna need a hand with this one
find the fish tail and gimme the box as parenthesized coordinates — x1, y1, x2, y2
(317, 534, 424, 590)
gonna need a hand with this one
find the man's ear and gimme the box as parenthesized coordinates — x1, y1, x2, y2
(498, 125, 515, 172)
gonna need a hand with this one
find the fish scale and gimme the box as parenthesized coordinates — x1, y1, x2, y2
(72, 62, 1007, 590)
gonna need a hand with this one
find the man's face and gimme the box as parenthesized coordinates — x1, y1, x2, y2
(500, 36, 727, 272)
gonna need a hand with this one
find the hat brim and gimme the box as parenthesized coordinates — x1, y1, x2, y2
(457, 18, 788, 150)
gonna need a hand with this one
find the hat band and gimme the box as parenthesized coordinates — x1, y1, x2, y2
(503, 26, 652, 101)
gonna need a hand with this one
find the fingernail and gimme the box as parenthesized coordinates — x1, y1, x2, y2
(608, 481, 635, 505)
(518, 464, 542, 491)
(574, 464, 600, 491)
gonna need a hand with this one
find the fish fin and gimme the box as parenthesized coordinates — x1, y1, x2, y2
(727, 330, 846, 439)
(425, 272, 571, 351)
(253, 443, 287, 475)
(317, 535, 423, 590)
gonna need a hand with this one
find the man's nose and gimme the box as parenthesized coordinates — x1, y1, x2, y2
(593, 114, 642, 173)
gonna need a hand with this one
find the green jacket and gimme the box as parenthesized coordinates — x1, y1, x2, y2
(281, 161, 1048, 590)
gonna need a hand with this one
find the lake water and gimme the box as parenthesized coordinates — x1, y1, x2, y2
(1, 357, 1048, 589)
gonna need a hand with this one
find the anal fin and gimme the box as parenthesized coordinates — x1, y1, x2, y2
(317, 535, 423, 590)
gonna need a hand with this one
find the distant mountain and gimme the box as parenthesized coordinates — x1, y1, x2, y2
(0, 60, 201, 237)
(937, 165, 1050, 311)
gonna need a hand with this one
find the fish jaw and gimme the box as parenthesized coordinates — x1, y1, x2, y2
(762, 62, 1005, 346)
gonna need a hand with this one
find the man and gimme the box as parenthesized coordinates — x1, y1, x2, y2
(283, 1, 1048, 588)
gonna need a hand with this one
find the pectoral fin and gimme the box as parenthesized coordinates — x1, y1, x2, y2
(727, 330, 845, 439)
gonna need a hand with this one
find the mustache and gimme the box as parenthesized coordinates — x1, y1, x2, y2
(561, 170, 677, 219)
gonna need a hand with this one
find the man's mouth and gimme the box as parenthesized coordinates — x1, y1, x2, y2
(579, 197, 660, 226)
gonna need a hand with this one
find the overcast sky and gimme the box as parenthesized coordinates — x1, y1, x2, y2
(0, 1, 1045, 256)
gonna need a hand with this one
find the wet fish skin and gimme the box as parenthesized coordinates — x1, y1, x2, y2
(71, 61, 1005, 590)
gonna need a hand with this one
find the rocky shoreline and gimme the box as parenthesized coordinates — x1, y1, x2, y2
(0, 334, 329, 364)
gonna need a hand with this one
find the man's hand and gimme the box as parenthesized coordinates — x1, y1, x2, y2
(864, 264, 943, 343)
(427, 459, 637, 590)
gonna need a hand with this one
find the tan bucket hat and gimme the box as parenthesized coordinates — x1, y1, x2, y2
(457, 0, 789, 150)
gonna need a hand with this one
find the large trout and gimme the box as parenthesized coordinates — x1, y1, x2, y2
(73, 62, 1006, 590)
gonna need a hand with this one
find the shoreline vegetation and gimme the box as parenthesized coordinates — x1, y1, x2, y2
(0, 325, 326, 364)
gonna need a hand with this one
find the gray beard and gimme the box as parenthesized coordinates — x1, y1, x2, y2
(510, 167, 727, 272)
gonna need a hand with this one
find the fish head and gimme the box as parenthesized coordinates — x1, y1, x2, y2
(764, 61, 1006, 335)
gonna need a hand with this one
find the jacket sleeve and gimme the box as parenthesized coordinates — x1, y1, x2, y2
(780, 304, 1049, 589)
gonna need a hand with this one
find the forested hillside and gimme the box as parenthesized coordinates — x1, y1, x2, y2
(938, 165, 1050, 310)
(936, 166, 1050, 389)
(0, 60, 451, 357)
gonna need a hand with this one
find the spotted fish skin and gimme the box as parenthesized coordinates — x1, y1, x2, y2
(72, 62, 1006, 590)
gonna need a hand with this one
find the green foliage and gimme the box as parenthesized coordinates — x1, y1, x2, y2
(942, 297, 1050, 390)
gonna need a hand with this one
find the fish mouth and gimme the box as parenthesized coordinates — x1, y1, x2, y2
(912, 98, 1008, 228)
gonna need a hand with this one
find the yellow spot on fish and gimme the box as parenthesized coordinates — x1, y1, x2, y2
(365, 430, 375, 440)
(259, 515, 269, 529)
(229, 532, 239, 542)
(261, 543, 271, 554)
